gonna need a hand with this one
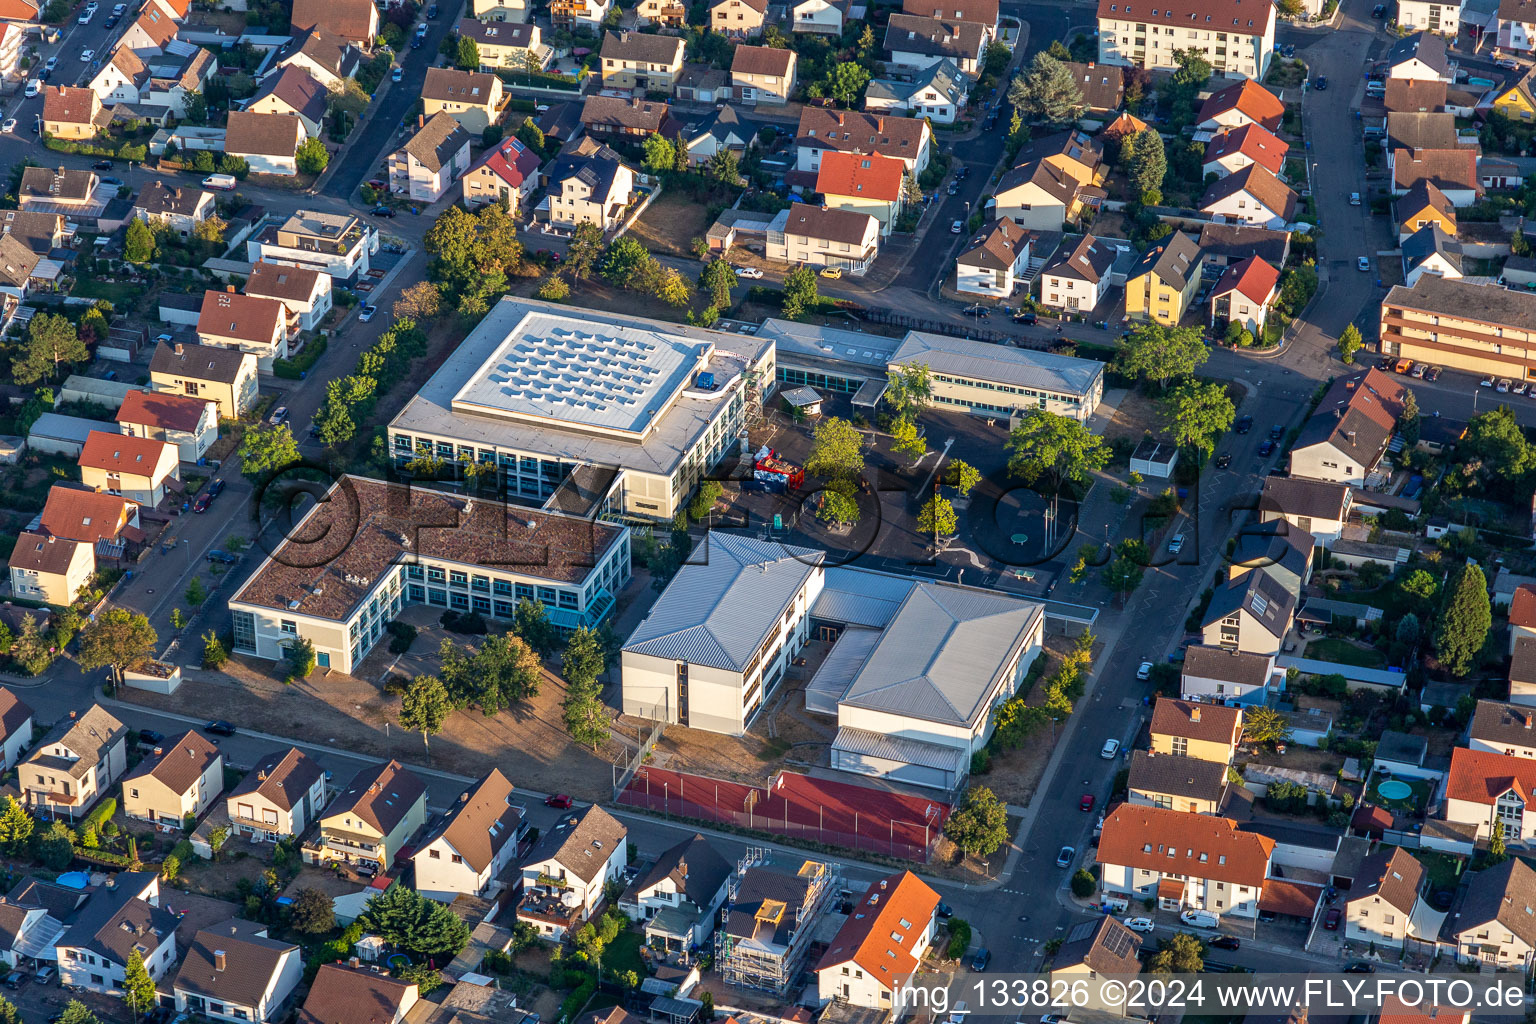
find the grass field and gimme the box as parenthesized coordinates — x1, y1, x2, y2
(1305, 637, 1387, 668)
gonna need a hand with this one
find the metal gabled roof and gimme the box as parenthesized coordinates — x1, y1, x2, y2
(623, 532, 823, 671)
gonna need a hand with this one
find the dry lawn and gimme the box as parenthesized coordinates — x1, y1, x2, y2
(625, 192, 713, 258)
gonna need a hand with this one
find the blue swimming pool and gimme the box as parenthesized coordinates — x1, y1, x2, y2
(57, 872, 90, 889)
(1377, 779, 1413, 801)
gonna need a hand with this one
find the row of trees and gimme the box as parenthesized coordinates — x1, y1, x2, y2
(314, 317, 430, 448)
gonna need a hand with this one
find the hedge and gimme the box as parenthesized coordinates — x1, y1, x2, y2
(558, 977, 598, 1024)
(82, 797, 117, 833)
(43, 136, 148, 161)
(273, 335, 328, 379)
(72, 847, 135, 868)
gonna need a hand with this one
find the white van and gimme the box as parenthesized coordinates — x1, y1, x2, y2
(1365, 81, 1385, 98)
(1180, 909, 1219, 929)
(201, 173, 237, 190)
(23, 79, 39, 97)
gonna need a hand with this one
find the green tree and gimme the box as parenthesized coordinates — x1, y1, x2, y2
(282, 636, 316, 682)
(76, 609, 157, 690)
(295, 137, 330, 174)
(400, 674, 452, 749)
(1160, 380, 1235, 455)
(512, 598, 558, 657)
(562, 676, 609, 751)
(642, 133, 677, 174)
(1512, 226, 1530, 258)
(124, 217, 157, 264)
(1123, 128, 1168, 204)
(653, 266, 692, 307)
(805, 416, 865, 481)
(238, 424, 300, 479)
(316, 390, 357, 447)
(917, 495, 958, 537)
(943, 786, 1009, 857)
(705, 148, 740, 184)
(456, 35, 481, 70)
(1396, 612, 1421, 647)
(37, 819, 73, 870)
(122, 949, 157, 1022)
(601, 237, 656, 288)
(56, 1000, 102, 1024)
(537, 275, 569, 302)
(1008, 52, 1087, 125)
(185, 577, 206, 607)
(1434, 563, 1491, 676)
(360, 884, 472, 959)
(781, 265, 819, 319)
(1148, 932, 1205, 973)
(1489, 824, 1509, 864)
(1243, 705, 1293, 746)
(699, 259, 737, 308)
(564, 222, 605, 280)
(825, 62, 870, 106)
(1070, 868, 1096, 898)
(1337, 323, 1362, 365)
(438, 633, 544, 714)
(0, 796, 34, 855)
(562, 626, 605, 690)
(290, 887, 336, 934)
(14, 312, 90, 386)
(1116, 322, 1208, 390)
(517, 115, 545, 153)
(689, 479, 724, 521)
(1101, 549, 1145, 600)
(1005, 410, 1110, 490)
(1462, 406, 1535, 483)
(1170, 48, 1213, 89)
(1400, 569, 1438, 601)
(890, 416, 927, 459)
(161, 853, 180, 881)
(944, 459, 982, 495)
(885, 363, 933, 419)
(816, 486, 860, 527)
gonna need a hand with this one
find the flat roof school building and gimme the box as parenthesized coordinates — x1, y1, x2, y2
(228, 475, 630, 676)
(387, 299, 776, 522)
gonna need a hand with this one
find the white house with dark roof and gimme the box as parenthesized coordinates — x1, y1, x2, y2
(412, 769, 527, 902)
(243, 261, 333, 332)
(1259, 475, 1353, 547)
(864, 59, 968, 123)
(1439, 857, 1536, 969)
(173, 918, 302, 1022)
(1470, 699, 1536, 759)
(519, 804, 627, 939)
(1401, 223, 1464, 286)
(955, 219, 1032, 298)
(765, 203, 881, 275)
(132, 181, 214, 237)
(1199, 570, 1296, 659)
(55, 873, 178, 995)
(1386, 31, 1452, 81)
(388, 112, 473, 203)
(246, 66, 329, 138)
(226, 746, 327, 842)
(224, 110, 305, 177)
(121, 729, 223, 827)
(1180, 646, 1280, 706)
(619, 832, 732, 953)
(0, 689, 33, 772)
(21, 705, 128, 820)
(884, 13, 987, 74)
(1039, 234, 1116, 312)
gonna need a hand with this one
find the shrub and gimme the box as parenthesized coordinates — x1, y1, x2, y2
(272, 336, 328, 379)
(944, 918, 972, 959)
(387, 621, 417, 654)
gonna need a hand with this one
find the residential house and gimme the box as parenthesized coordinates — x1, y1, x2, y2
(1398, 0, 1461, 33)
(542, 138, 636, 232)
(132, 180, 214, 237)
(1097, 805, 1275, 920)
(1402, 223, 1464, 286)
(814, 871, 940, 1010)
(41, 86, 109, 141)
(1209, 254, 1279, 337)
(462, 136, 542, 212)
(716, 857, 835, 996)
(290, 0, 378, 48)
(883, 14, 987, 75)
(1490, 68, 1536, 121)
(620, 833, 732, 954)
(550, 0, 611, 28)
(1396, 180, 1457, 241)
(1198, 221, 1291, 269)
(955, 218, 1032, 298)
(815, 151, 905, 237)
(388, 112, 473, 203)
(1150, 697, 1244, 763)
(710, 0, 766, 37)
(244, 261, 333, 333)
(120, 4, 177, 52)
(1128, 749, 1230, 814)
(196, 289, 290, 369)
(1511, 637, 1536, 710)
(297, 965, 419, 1024)
(731, 44, 796, 105)
(1230, 519, 1314, 600)
(1199, 163, 1297, 229)
(791, 0, 848, 36)
(412, 769, 527, 902)
(272, 27, 360, 90)
(519, 804, 628, 939)
(1499, 0, 1536, 52)
(223, 110, 305, 177)
(795, 108, 933, 175)
(1049, 918, 1143, 1017)
(1, 210, 66, 255)
(122, 729, 222, 828)
(1380, 277, 1536, 382)
(1039, 234, 1116, 312)
(422, 68, 505, 135)
(0, 236, 40, 300)
(1197, 80, 1285, 132)
(227, 747, 328, 842)
(1097, 0, 1275, 80)
(77, 432, 180, 507)
(1345, 846, 1427, 949)
(21, 705, 129, 820)
(1384, 77, 1450, 113)
(114, 388, 218, 463)
(1062, 60, 1123, 111)
(1385, 31, 1452, 80)
(1258, 475, 1352, 547)
(0, 690, 33, 772)
(134, 44, 216, 119)
(7, 532, 92, 606)
(1470, 699, 1536, 759)
(1439, 857, 1536, 970)
(18, 167, 97, 212)
(471, 0, 531, 21)
(864, 59, 968, 123)
(246, 209, 375, 284)
(991, 130, 1107, 230)
(636, 0, 686, 28)
(579, 95, 680, 141)
(1391, 148, 1481, 206)
(900, 0, 999, 37)
(55, 873, 178, 995)
(38, 484, 141, 559)
(1481, 155, 1521, 191)
(88, 49, 148, 110)
(302, 760, 428, 872)
(1444, 746, 1536, 841)
(456, 20, 544, 71)
(246, 66, 329, 139)
(150, 341, 258, 418)
(1513, 586, 1536, 653)
(1199, 569, 1296, 659)
(1289, 367, 1406, 486)
(681, 105, 762, 165)
(0, 23, 20, 80)
(600, 31, 685, 92)
(765, 202, 881, 275)
(173, 918, 303, 1023)
(1125, 231, 1203, 325)
(1202, 123, 1288, 179)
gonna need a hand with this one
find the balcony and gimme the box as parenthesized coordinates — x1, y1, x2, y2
(28, 788, 79, 806)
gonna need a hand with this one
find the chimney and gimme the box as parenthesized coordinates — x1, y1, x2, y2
(214, 950, 227, 972)
(418, 114, 426, 129)
(225, 285, 235, 293)
(876, 116, 884, 132)
(880, 878, 887, 890)
(1525, 712, 1532, 729)
(349, 957, 361, 969)
(461, 791, 469, 802)
(1190, 707, 1201, 722)
(173, 343, 184, 355)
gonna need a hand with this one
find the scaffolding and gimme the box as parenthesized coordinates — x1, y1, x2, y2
(714, 851, 838, 996)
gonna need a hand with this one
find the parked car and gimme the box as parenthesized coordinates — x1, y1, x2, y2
(1357, 256, 1371, 272)
(1180, 909, 1219, 928)
(734, 265, 763, 279)
(193, 479, 225, 513)
(1125, 918, 1155, 933)
(23, 80, 39, 97)
(1210, 936, 1241, 950)
(1168, 533, 1185, 554)
(1234, 415, 1253, 434)
(1498, 378, 1512, 393)
(970, 949, 990, 972)
(1480, 375, 1496, 387)
(0, 973, 22, 990)
(1312, 76, 1327, 89)
(205, 549, 238, 565)
(1411, 362, 1427, 378)
(204, 720, 237, 736)
(371, 205, 395, 218)
(950, 220, 964, 234)
(1425, 365, 1441, 381)
(392, 66, 403, 82)
(819, 266, 842, 279)
(1215, 453, 1232, 468)
(358, 304, 378, 322)
(45, 56, 57, 71)
(1100, 738, 1120, 758)
(1258, 440, 1276, 457)
(1135, 661, 1152, 680)
(1056, 845, 1075, 867)
(34, 966, 54, 985)
(269, 405, 288, 426)
(79, 48, 95, 61)
(936, 902, 953, 918)
(137, 729, 165, 746)
(1079, 793, 1095, 811)
(1013, 311, 1037, 324)
(545, 794, 573, 808)
(0, 120, 14, 134)
(947, 184, 960, 195)
(1349, 192, 1361, 205)
(1324, 907, 1341, 929)
(1371, 3, 1386, 15)
(1519, 383, 1533, 397)
(1344, 962, 1376, 974)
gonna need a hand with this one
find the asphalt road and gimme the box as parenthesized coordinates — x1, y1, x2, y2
(2, 0, 129, 133)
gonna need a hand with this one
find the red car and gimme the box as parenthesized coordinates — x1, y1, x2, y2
(1079, 794, 1095, 812)
(545, 794, 573, 809)
(1324, 907, 1341, 930)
